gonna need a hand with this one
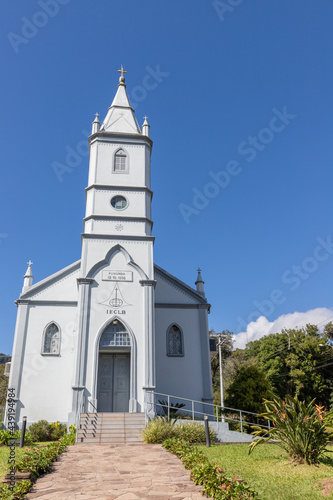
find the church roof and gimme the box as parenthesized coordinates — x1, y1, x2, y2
(100, 66, 141, 135)
(19, 260, 81, 300)
(154, 264, 208, 304)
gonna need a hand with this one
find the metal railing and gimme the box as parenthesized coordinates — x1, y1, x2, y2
(144, 391, 271, 433)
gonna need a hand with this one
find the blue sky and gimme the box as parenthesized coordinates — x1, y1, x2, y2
(1, 0, 333, 354)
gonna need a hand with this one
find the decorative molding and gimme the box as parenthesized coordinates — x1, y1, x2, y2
(82, 234, 155, 243)
(94, 189, 145, 195)
(99, 143, 143, 150)
(86, 185, 153, 197)
(140, 280, 157, 288)
(84, 215, 153, 225)
(155, 303, 210, 310)
(77, 278, 95, 285)
(21, 300, 77, 306)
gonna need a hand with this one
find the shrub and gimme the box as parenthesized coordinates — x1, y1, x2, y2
(249, 393, 333, 464)
(177, 422, 216, 443)
(28, 420, 67, 442)
(141, 418, 177, 443)
(163, 438, 259, 499)
(0, 480, 32, 500)
(142, 418, 216, 444)
(0, 429, 20, 446)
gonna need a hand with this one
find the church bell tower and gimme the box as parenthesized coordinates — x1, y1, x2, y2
(71, 67, 156, 418)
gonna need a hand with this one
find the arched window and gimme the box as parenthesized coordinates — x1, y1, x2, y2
(42, 323, 60, 355)
(167, 324, 184, 356)
(100, 320, 130, 347)
(113, 149, 128, 173)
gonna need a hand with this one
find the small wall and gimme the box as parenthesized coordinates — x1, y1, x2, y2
(176, 419, 254, 443)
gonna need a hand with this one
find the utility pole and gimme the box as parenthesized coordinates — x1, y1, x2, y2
(210, 330, 225, 422)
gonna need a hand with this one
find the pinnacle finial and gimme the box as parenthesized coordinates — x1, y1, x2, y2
(195, 267, 205, 297)
(118, 65, 127, 85)
(27, 260, 33, 267)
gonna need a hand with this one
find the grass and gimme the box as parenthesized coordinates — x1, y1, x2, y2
(0, 443, 54, 478)
(197, 443, 333, 500)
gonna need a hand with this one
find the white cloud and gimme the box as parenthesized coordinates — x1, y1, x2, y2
(233, 307, 333, 349)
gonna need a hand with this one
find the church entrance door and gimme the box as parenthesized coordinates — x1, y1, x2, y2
(97, 353, 130, 412)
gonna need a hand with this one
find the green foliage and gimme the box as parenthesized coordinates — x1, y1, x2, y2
(200, 443, 333, 500)
(245, 324, 333, 406)
(0, 431, 75, 499)
(0, 363, 9, 409)
(28, 420, 67, 442)
(324, 321, 333, 341)
(142, 418, 216, 444)
(0, 480, 32, 500)
(157, 400, 185, 419)
(0, 429, 20, 446)
(225, 365, 271, 417)
(249, 393, 333, 464)
(163, 438, 259, 499)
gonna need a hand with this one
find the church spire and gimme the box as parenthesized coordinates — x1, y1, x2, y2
(92, 113, 100, 134)
(142, 116, 150, 137)
(22, 260, 34, 293)
(195, 268, 205, 298)
(100, 66, 141, 134)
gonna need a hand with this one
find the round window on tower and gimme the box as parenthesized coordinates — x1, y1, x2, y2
(111, 195, 128, 210)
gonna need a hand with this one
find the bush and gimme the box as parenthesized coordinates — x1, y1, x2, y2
(28, 420, 67, 442)
(249, 393, 333, 464)
(0, 480, 32, 500)
(0, 429, 20, 446)
(142, 417, 216, 444)
(0, 424, 76, 499)
(163, 438, 259, 499)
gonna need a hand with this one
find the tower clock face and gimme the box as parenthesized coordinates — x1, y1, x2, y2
(111, 195, 128, 210)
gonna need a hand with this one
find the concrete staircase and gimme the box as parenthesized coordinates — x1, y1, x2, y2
(77, 412, 146, 444)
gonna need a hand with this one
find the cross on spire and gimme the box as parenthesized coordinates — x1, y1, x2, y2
(144, 115, 148, 121)
(27, 260, 33, 266)
(118, 65, 127, 78)
(95, 113, 99, 118)
(197, 267, 202, 273)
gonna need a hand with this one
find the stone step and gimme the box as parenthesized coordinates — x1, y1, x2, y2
(78, 412, 146, 444)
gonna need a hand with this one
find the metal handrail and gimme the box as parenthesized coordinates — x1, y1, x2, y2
(145, 390, 271, 433)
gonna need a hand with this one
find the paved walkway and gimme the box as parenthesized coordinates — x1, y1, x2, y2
(26, 444, 209, 500)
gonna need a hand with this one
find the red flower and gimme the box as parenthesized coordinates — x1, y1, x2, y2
(221, 484, 226, 489)
(227, 486, 231, 490)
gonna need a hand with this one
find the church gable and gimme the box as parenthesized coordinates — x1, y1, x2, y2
(21, 261, 81, 302)
(154, 265, 206, 305)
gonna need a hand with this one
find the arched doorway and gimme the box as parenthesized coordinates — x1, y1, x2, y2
(97, 320, 131, 412)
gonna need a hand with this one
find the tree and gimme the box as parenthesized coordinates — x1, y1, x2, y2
(0, 364, 9, 410)
(324, 321, 333, 342)
(245, 324, 333, 407)
(225, 364, 271, 415)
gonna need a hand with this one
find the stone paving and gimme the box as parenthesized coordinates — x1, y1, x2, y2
(26, 444, 210, 500)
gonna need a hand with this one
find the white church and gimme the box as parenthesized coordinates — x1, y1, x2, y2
(7, 68, 213, 428)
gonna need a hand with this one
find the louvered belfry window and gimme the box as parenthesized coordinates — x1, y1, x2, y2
(114, 149, 127, 172)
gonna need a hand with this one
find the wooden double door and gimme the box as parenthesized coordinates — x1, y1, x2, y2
(97, 353, 130, 412)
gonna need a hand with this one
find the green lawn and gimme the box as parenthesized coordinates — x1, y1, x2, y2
(198, 443, 333, 500)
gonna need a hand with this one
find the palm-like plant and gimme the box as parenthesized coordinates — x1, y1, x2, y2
(249, 393, 333, 464)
